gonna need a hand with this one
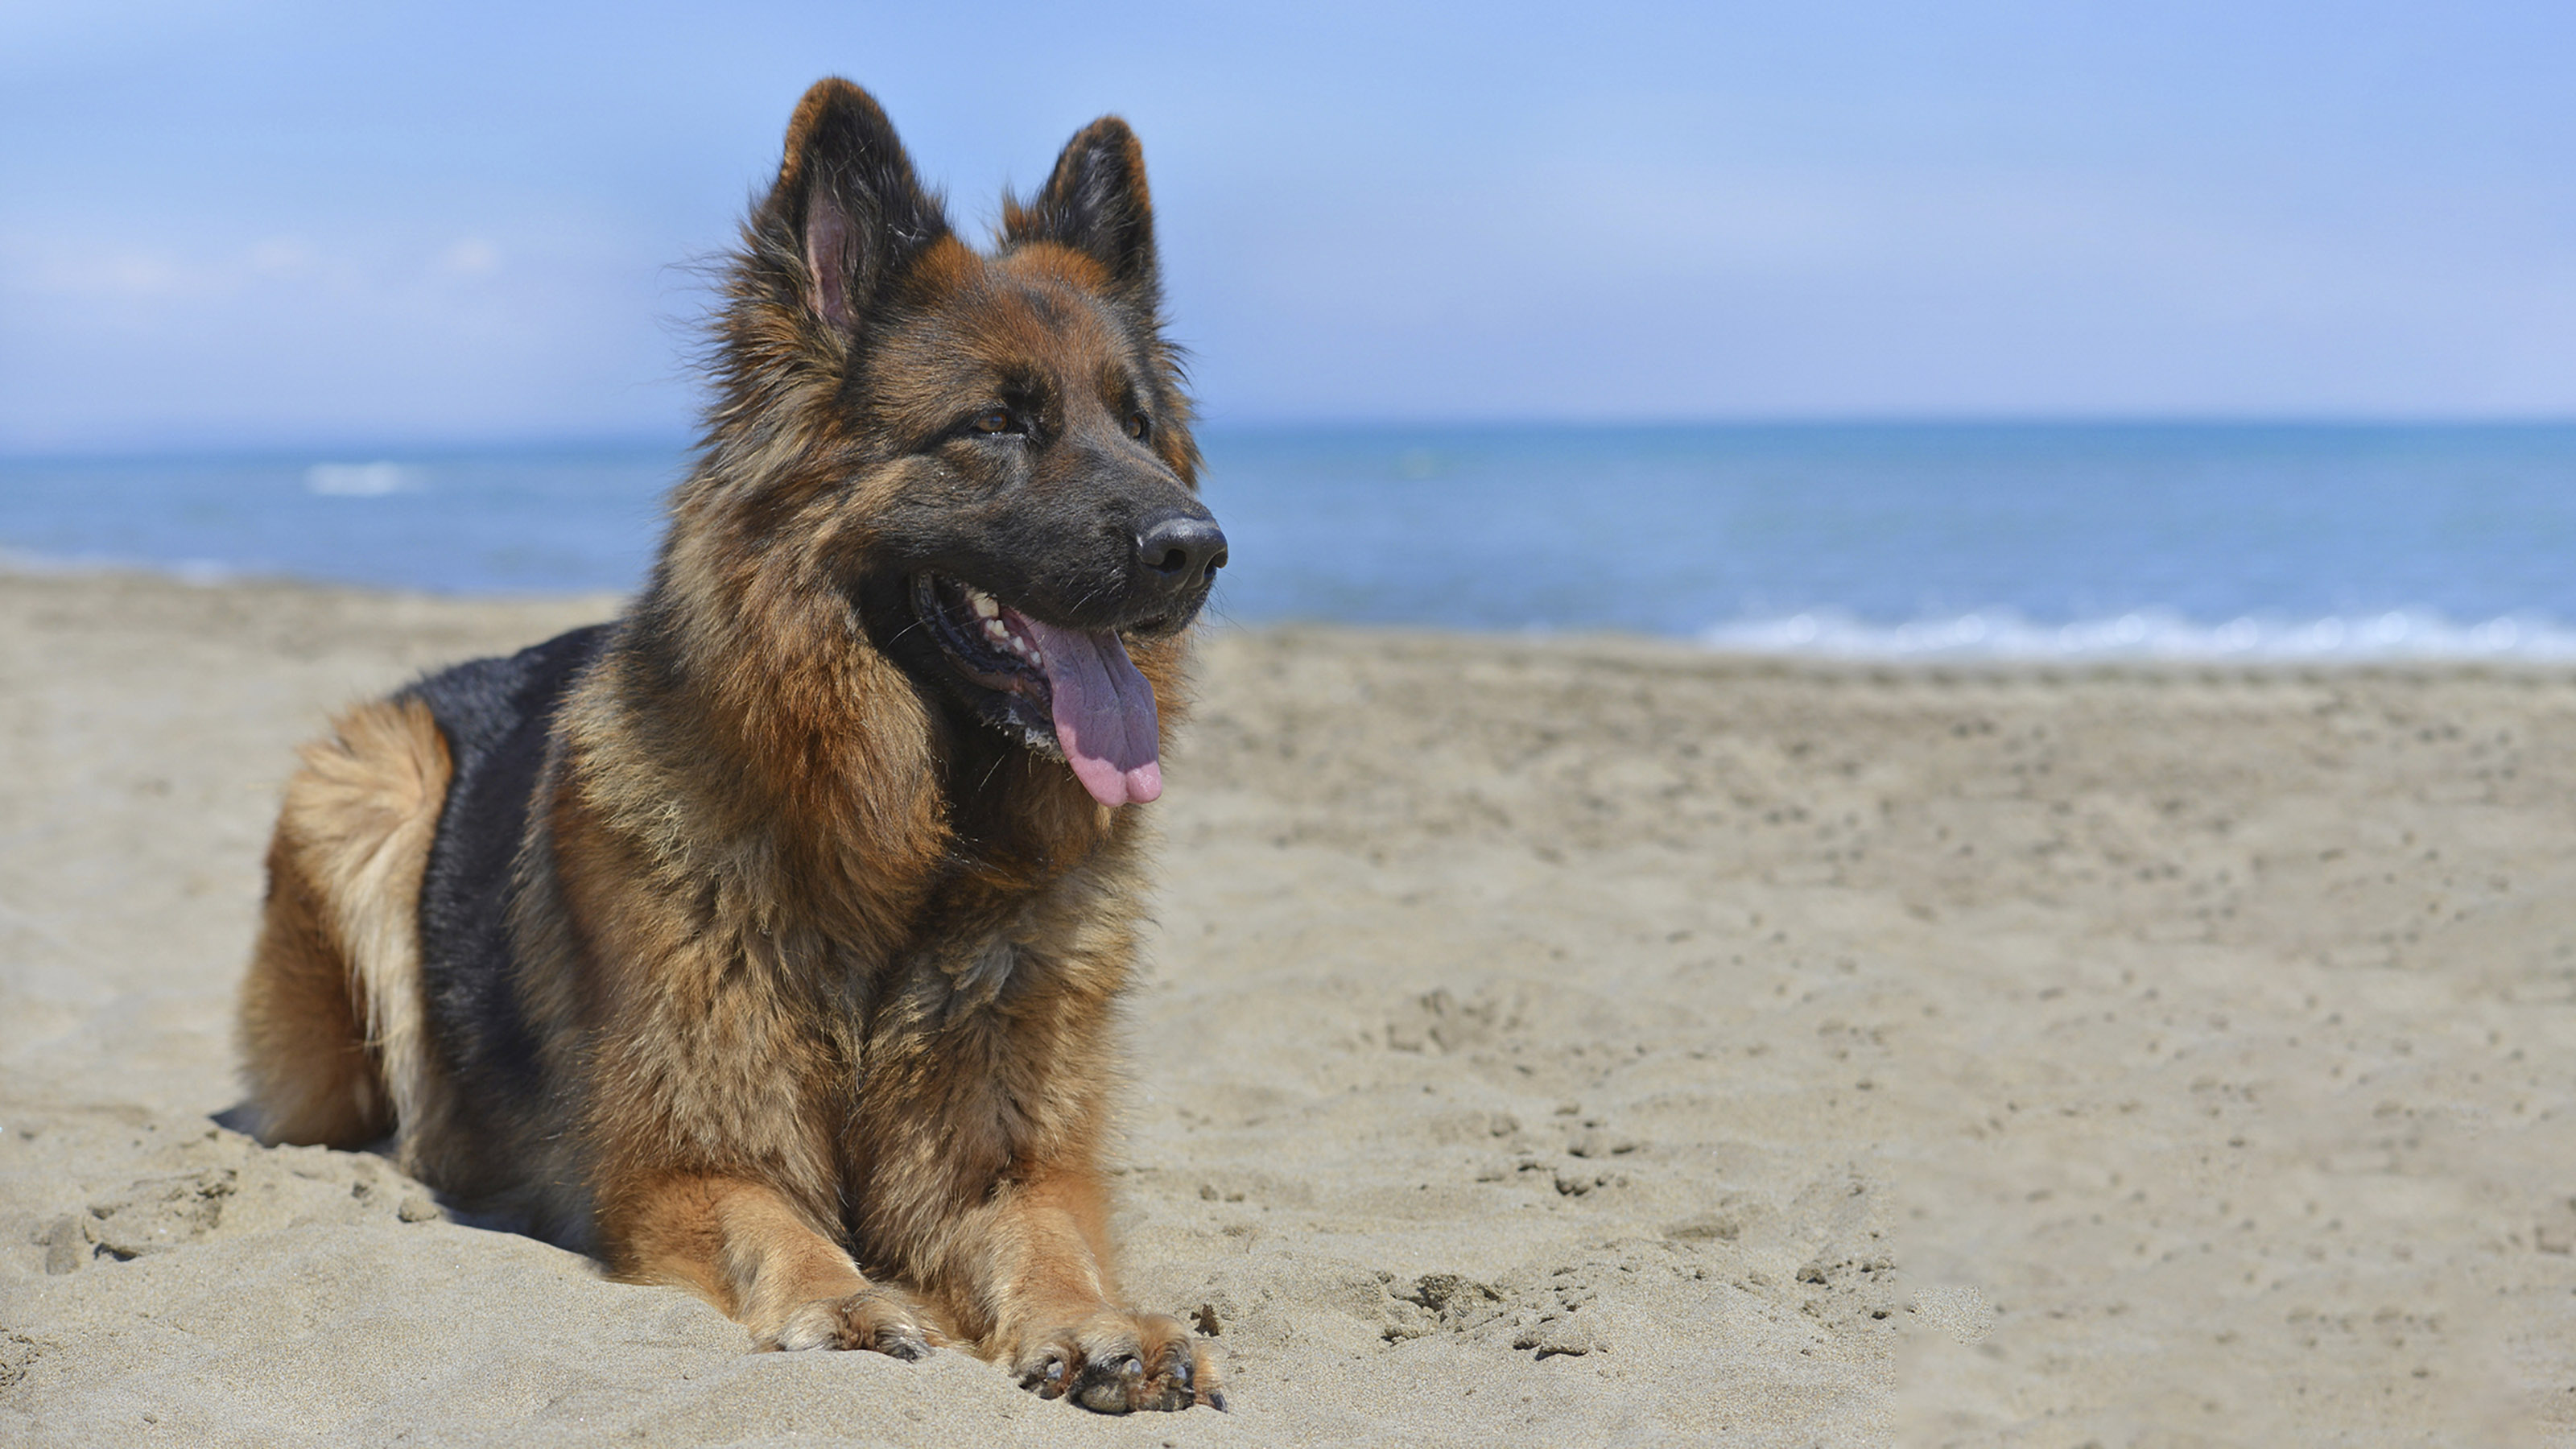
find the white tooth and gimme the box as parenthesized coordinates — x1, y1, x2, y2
(984, 618, 1010, 643)
(971, 592, 1000, 619)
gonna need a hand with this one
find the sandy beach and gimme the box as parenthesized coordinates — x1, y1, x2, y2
(2, 568, 2570, 1446)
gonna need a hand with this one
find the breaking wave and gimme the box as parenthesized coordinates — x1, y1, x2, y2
(1701, 608, 2576, 663)
(303, 461, 421, 497)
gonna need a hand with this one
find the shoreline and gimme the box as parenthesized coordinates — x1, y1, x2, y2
(16, 559, 2576, 679)
(1, 569, 2568, 1443)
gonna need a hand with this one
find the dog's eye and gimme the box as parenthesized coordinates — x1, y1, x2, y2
(970, 407, 1017, 436)
(1124, 411, 1150, 440)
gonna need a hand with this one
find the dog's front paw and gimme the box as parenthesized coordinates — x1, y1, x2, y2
(767, 1286, 942, 1359)
(1016, 1309, 1224, 1413)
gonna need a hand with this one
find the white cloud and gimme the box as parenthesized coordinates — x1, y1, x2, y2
(0, 221, 691, 449)
(438, 237, 501, 277)
(248, 236, 316, 275)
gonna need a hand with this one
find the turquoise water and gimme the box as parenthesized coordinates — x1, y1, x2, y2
(6, 423, 2574, 659)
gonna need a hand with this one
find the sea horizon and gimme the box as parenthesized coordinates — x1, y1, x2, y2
(7, 419, 2575, 663)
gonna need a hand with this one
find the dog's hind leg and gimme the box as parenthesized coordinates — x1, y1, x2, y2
(236, 698, 450, 1149)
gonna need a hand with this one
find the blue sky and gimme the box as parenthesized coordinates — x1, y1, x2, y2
(3, 2, 2570, 450)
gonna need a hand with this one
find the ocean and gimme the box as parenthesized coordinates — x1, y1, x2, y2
(5, 423, 2574, 661)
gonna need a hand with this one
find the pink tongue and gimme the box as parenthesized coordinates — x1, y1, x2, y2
(1017, 617, 1162, 807)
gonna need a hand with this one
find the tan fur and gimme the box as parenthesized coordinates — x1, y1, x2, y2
(236, 79, 1223, 1414)
(236, 698, 448, 1150)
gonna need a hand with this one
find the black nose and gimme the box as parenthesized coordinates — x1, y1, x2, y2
(1136, 512, 1228, 592)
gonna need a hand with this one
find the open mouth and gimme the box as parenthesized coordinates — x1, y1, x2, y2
(913, 572, 1164, 807)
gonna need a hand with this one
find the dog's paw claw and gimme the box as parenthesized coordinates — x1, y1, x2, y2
(1020, 1352, 1071, 1398)
(1018, 1310, 1224, 1413)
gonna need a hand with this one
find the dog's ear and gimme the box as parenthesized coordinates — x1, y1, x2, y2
(1005, 117, 1158, 303)
(762, 78, 948, 333)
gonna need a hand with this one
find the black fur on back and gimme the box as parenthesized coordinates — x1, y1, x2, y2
(401, 625, 609, 1112)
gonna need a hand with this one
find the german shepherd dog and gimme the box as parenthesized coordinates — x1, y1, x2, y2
(233, 79, 1228, 1414)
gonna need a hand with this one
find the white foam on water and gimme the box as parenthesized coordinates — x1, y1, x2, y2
(1702, 608, 2576, 663)
(0, 546, 239, 584)
(303, 461, 419, 497)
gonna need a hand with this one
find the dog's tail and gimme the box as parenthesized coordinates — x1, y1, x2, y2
(235, 697, 448, 1149)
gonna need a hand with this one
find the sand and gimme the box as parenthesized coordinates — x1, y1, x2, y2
(2, 569, 2570, 1446)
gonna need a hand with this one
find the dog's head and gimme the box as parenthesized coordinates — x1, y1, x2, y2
(687, 79, 1221, 810)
